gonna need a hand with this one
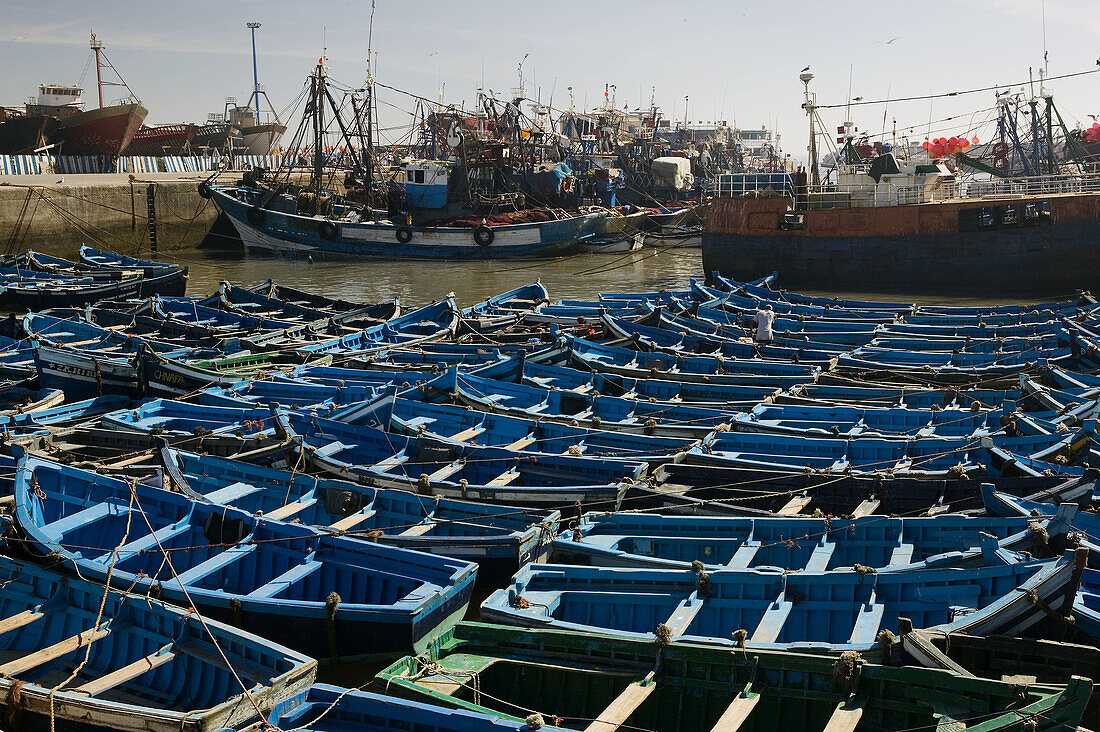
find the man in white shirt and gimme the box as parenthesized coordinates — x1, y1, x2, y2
(754, 304, 776, 346)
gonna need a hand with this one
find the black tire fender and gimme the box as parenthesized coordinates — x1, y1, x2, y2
(319, 221, 340, 241)
(395, 227, 413, 243)
(474, 226, 494, 246)
(197, 181, 212, 199)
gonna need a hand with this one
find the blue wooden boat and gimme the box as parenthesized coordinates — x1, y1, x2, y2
(197, 377, 384, 408)
(148, 296, 300, 333)
(459, 281, 549, 321)
(776, 381, 1020, 410)
(278, 409, 646, 508)
(835, 345, 1075, 376)
(161, 446, 559, 575)
(101, 398, 279, 439)
(12, 450, 478, 662)
(686, 424, 1095, 477)
(482, 551, 1084, 653)
(691, 280, 903, 322)
(294, 299, 460, 355)
(0, 555, 317, 732)
(361, 393, 697, 464)
(0, 265, 187, 308)
(233, 683, 567, 732)
(212, 281, 400, 327)
(600, 312, 841, 365)
(565, 335, 819, 387)
(711, 272, 915, 312)
(78, 244, 180, 271)
(0, 386, 64, 415)
(731, 401, 1002, 438)
(247, 278, 396, 314)
(649, 461, 1095, 516)
(517, 359, 781, 406)
(553, 509, 1075, 572)
(421, 367, 734, 437)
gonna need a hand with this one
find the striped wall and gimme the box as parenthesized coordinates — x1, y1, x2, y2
(0, 152, 298, 176)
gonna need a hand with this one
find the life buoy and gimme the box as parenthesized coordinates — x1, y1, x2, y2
(197, 181, 212, 199)
(991, 142, 1009, 156)
(246, 206, 266, 226)
(395, 227, 413, 243)
(992, 156, 1008, 171)
(318, 221, 340, 241)
(474, 226, 494, 246)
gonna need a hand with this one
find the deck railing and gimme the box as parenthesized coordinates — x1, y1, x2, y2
(713, 171, 1100, 208)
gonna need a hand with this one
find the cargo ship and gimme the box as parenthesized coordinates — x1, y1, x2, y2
(702, 71, 1100, 295)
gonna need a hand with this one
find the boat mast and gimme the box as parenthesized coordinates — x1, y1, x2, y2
(247, 22, 262, 116)
(801, 70, 819, 186)
(91, 33, 104, 109)
(312, 60, 326, 193)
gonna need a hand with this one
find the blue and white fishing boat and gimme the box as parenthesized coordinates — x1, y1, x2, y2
(0, 555, 317, 732)
(482, 551, 1084, 653)
(554, 509, 1075, 572)
(420, 367, 734, 437)
(12, 451, 478, 661)
(211, 183, 604, 260)
(358, 393, 697, 464)
(565, 335, 819, 388)
(234, 683, 568, 732)
(278, 409, 646, 508)
(685, 423, 1096, 477)
(161, 446, 560, 574)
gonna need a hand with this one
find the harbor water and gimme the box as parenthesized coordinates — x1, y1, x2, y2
(161, 243, 1041, 308)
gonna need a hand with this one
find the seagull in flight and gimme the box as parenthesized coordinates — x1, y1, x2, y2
(10, 35, 25, 41)
(885, 36, 900, 44)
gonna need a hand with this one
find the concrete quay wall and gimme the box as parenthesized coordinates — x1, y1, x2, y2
(0, 173, 224, 258)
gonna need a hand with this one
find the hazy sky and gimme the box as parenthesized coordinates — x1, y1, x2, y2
(3, 0, 1100, 161)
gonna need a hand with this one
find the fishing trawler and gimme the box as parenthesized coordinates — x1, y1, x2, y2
(206, 60, 603, 259)
(703, 70, 1100, 294)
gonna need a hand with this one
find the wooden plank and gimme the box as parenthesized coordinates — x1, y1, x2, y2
(329, 510, 376, 533)
(850, 498, 881, 517)
(398, 521, 435, 537)
(664, 592, 707, 636)
(0, 609, 44, 636)
(709, 686, 761, 731)
(803, 542, 837, 572)
(264, 498, 315, 522)
(486, 470, 521, 487)
(777, 494, 812, 515)
(0, 626, 111, 677)
(750, 600, 793, 644)
(823, 697, 865, 732)
(71, 646, 176, 696)
(727, 543, 760, 568)
(584, 678, 657, 732)
(428, 460, 466, 483)
(448, 426, 485, 442)
(503, 435, 537, 451)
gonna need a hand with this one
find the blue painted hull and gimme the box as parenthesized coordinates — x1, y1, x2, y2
(212, 185, 603, 259)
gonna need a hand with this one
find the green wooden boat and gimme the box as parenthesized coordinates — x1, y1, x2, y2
(377, 622, 1091, 732)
